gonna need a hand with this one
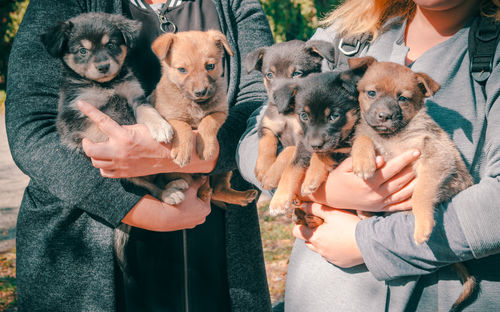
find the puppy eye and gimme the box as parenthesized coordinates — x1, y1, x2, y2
(292, 71, 303, 78)
(79, 48, 88, 55)
(367, 90, 377, 98)
(106, 42, 116, 50)
(398, 95, 409, 102)
(299, 112, 309, 122)
(265, 72, 273, 80)
(206, 63, 215, 71)
(329, 112, 340, 122)
(178, 67, 187, 74)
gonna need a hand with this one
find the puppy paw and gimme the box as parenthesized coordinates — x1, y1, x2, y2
(239, 189, 259, 206)
(269, 192, 293, 216)
(254, 158, 274, 183)
(197, 186, 213, 202)
(305, 214, 324, 228)
(413, 219, 435, 245)
(352, 155, 376, 180)
(161, 179, 190, 205)
(171, 146, 192, 167)
(146, 118, 174, 143)
(196, 136, 218, 161)
(300, 179, 321, 197)
(260, 172, 280, 190)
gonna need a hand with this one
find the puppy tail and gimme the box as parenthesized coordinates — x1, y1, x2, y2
(450, 263, 477, 312)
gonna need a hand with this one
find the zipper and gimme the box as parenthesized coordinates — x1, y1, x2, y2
(183, 229, 189, 312)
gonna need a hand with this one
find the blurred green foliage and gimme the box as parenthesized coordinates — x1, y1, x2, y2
(1, 0, 29, 92)
(259, 0, 338, 42)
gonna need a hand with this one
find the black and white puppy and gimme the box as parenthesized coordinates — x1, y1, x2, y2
(41, 12, 172, 150)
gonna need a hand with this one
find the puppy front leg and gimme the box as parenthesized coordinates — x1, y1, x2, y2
(301, 153, 335, 196)
(135, 103, 174, 143)
(412, 161, 443, 244)
(197, 111, 227, 161)
(352, 135, 377, 179)
(261, 146, 295, 190)
(269, 147, 308, 216)
(255, 128, 279, 183)
(169, 120, 194, 167)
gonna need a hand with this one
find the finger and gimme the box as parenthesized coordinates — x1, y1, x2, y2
(90, 158, 115, 170)
(304, 241, 319, 254)
(99, 168, 118, 178)
(382, 177, 417, 206)
(77, 101, 127, 139)
(292, 223, 315, 241)
(378, 164, 416, 196)
(82, 138, 116, 160)
(299, 202, 329, 219)
(374, 149, 420, 184)
(383, 197, 413, 212)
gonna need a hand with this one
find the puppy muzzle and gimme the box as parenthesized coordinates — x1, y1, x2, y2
(365, 98, 403, 134)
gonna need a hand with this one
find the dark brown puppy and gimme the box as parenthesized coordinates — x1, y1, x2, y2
(267, 68, 365, 226)
(244, 40, 336, 190)
(350, 56, 475, 310)
(148, 30, 258, 206)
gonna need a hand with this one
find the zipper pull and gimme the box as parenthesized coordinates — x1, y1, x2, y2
(156, 10, 177, 33)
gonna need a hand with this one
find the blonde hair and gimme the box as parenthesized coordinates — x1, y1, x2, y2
(322, 0, 500, 39)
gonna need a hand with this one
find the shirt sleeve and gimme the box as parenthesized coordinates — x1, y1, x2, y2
(355, 49, 500, 281)
(5, 0, 142, 228)
(211, 0, 273, 174)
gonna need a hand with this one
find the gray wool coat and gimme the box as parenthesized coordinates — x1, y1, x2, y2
(5, 0, 274, 311)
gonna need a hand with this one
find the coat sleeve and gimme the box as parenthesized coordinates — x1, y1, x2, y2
(5, 0, 142, 228)
(355, 56, 500, 281)
(212, 0, 273, 174)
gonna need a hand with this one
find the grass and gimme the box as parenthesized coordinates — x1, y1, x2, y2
(0, 249, 17, 312)
(0, 90, 5, 113)
(257, 194, 295, 304)
(0, 195, 295, 309)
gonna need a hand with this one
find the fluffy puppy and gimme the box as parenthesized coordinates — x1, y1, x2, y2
(244, 40, 336, 189)
(149, 30, 258, 206)
(41, 12, 174, 273)
(350, 57, 475, 310)
(267, 67, 366, 223)
(41, 12, 173, 150)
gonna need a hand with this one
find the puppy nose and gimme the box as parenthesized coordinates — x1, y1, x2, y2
(309, 139, 324, 151)
(194, 88, 208, 97)
(377, 111, 393, 122)
(96, 63, 110, 73)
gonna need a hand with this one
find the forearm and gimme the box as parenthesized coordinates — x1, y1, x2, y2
(356, 204, 473, 281)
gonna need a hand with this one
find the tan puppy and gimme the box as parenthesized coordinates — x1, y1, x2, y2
(350, 57, 475, 310)
(148, 30, 257, 206)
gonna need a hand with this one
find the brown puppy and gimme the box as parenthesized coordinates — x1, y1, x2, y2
(244, 40, 336, 190)
(148, 30, 257, 206)
(350, 56, 475, 310)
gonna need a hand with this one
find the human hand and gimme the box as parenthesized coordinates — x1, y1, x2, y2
(122, 176, 211, 231)
(77, 101, 218, 177)
(293, 202, 363, 268)
(307, 149, 420, 212)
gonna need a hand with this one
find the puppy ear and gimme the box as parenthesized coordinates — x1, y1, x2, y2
(273, 81, 298, 114)
(151, 33, 175, 64)
(243, 47, 267, 73)
(111, 15, 142, 49)
(348, 56, 376, 74)
(415, 73, 440, 97)
(41, 21, 73, 58)
(208, 30, 234, 57)
(305, 40, 335, 63)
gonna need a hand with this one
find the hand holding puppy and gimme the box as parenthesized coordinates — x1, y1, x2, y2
(306, 149, 420, 213)
(78, 101, 218, 177)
